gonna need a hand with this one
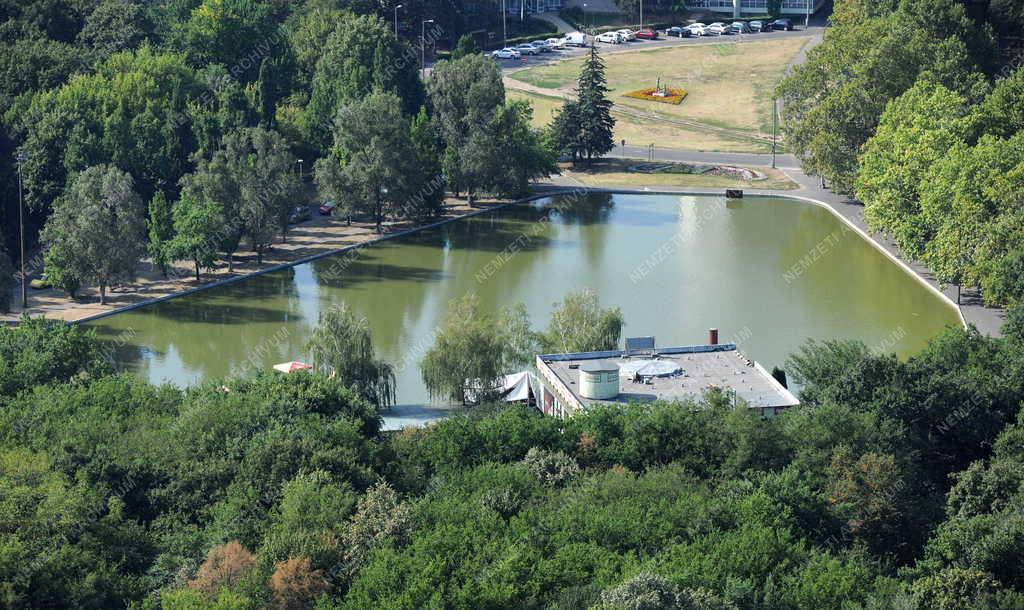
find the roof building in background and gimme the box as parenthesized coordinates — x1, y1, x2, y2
(535, 332, 799, 419)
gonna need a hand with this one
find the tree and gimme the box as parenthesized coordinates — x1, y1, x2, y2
(172, 0, 277, 83)
(257, 57, 276, 128)
(40, 164, 146, 304)
(407, 106, 446, 220)
(315, 92, 419, 233)
(305, 13, 425, 152)
(421, 295, 537, 404)
(269, 557, 329, 610)
(76, 0, 145, 62)
(147, 191, 175, 277)
(340, 481, 412, 578)
(551, 99, 583, 165)
(574, 45, 616, 166)
(187, 541, 257, 594)
(541, 288, 624, 353)
(426, 53, 505, 199)
(0, 249, 13, 313)
(481, 101, 557, 197)
(305, 302, 397, 410)
(167, 190, 222, 281)
(856, 79, 972, 257)
(451, 33, 478, 59)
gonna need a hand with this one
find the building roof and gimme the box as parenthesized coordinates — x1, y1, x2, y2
(537, 343, 799, 411)
(580, 360, 619, 373)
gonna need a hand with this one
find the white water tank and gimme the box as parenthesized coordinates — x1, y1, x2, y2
(579, 360, 620, 399)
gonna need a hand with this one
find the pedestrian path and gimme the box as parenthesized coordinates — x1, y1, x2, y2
(533, 12, 575, 33)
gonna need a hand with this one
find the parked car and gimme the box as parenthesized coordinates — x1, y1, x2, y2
(596, 31, 623, 44)
(686, 23, 707, 36)
(564, 31, 588, 46)
(288, 205, 311, 225)
(515, 43, 539, 55)
(545, 37, 566, 49)
(634, 28, 659, 40)
(771, 18, 794, 30)
(706, 22, 728, 35)
(29, 273, 51, 290)
(318, 201, 336, 215)
(730, 21, 751, 33)
(491, 47, 521, 59)
(530, 40, 552, 52)
(616, 28, 636, 41)
(666, 26, 692, 37)
(749, 20, 767, 32)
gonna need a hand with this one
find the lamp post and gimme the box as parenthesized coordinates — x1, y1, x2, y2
(805, 0, 810, 28)
(297, 159, 304, 180)
(502, 0, 507, 47)
(771, 97, 777, 169)
(394, 4, 402, 37)
(639, 0, 643, 31)
(421, 19, 434, 79)
(16, 150, 27, 311)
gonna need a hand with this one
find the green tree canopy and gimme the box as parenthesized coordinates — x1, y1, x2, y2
(541, 288, 624, 353)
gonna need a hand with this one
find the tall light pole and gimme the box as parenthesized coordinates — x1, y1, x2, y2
(394, 4, 402, 38)
(771, 97, 777, 169)
(297, 159, 304, 180)
(639, 0, 643, 30)
(805, 0, 810, 28)
(16, 150, 27, 311)
(421, 19, 434, 79)
(502, 0, 507, 47)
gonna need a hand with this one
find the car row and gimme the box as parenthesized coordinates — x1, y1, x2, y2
(596, 28, 659, 44)
(683, 18, 794, 36)
(490, 33, 587, 60)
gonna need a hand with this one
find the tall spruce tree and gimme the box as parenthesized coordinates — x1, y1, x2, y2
(575, 45, 615, 166)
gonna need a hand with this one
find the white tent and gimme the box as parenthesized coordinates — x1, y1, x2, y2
(501, 372, 534, 403)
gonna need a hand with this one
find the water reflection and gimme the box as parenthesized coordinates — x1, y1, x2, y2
(88, 194, 960, 405)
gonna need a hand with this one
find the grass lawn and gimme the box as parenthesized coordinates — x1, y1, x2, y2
(560, 158, 798, 190)
(508, 36, 810, 139)
(507, 89, 776, 153)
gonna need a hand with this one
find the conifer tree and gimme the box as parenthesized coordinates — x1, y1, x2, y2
(575, 45, 615, 165)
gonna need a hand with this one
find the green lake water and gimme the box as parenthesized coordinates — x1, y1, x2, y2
(88, 193, 961, 406)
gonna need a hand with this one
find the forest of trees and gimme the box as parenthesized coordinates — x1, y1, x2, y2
(779, 0, 1024, 307)
(3, 305, 1024, 608)
(0, 0, 557, 304)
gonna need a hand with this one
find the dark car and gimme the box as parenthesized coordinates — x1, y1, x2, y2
(634, 28, 659, 40)
(770, 18, 794, 31)
(666, 26, 692, 38)
(288, 205, 312, 224)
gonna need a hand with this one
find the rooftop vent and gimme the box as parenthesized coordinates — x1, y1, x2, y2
(625, 336, 655, 357)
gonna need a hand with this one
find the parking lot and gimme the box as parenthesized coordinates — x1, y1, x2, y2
(489, 24, 823, 75)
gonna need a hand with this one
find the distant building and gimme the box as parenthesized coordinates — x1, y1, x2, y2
(534, 332, 799, 419)
(688, 0, 826, 18)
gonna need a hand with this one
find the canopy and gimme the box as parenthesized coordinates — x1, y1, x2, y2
(501, 372, 534, 403)
(273, 361, 312, 374)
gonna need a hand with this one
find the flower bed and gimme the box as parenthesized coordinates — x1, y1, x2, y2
(622, 87, 687, 105)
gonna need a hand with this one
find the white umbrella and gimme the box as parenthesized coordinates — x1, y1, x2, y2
(273, 361, 312, 374)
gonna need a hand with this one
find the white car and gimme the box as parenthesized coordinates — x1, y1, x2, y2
(545, 37, 566, 49)
(530, 40, 552, 52)
(515, 43, 540, 55)
(616, 28, 636, 41)
(491, 47, 521, 60)
(564, 31, 588, 46)
(596, 31, 623, 44)
(706, 23, 728, 35)
(686, 23, 707, 36)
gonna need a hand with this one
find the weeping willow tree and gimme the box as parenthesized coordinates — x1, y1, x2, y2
(305, 303, 396, 409)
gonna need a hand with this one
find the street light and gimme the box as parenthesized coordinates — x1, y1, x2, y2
(639, 0, 643, 31)
(421, 19, 434, 79)
(805, 0, 811, 29)
(502, 0, 507, 47)
(15, 150, 27, 311)
(771, 97, 777, 169)
(297, 159, 304, 180)
(394, 4, 403, 38)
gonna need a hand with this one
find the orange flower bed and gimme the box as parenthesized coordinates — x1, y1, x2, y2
(622, 87, 688, 105)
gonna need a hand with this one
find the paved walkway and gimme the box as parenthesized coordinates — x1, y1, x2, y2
(541, 150, 1005, 337)
(533, 12, 575, 34)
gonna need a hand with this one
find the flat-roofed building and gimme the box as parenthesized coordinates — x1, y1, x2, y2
(535, 333, 798, 419)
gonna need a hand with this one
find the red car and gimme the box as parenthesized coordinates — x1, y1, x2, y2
(634, 28, 659, 40)
(318, 201, 336, 215)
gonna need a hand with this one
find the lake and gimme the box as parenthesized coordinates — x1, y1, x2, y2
(88, 193, 961, 408)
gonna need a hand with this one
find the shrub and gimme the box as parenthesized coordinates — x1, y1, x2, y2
(521, 447, 580, 486)
(269, 557, 329, 610)
(187, 541, 256, 594)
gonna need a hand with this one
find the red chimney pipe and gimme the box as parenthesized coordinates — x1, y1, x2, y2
(708, 328, 719, 345)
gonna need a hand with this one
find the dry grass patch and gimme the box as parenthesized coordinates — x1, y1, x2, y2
(508, 36, 811, 136)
